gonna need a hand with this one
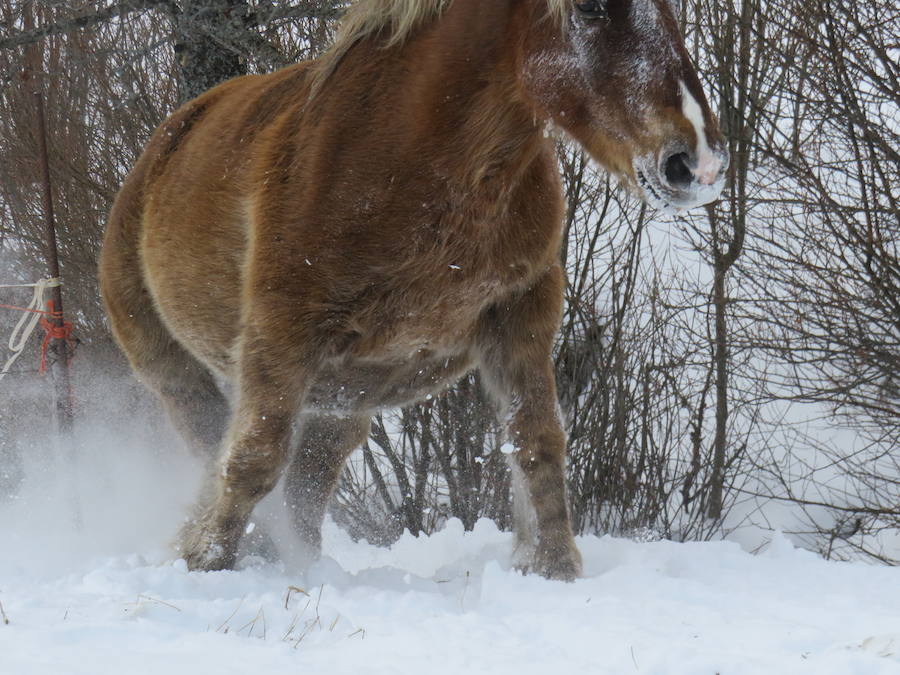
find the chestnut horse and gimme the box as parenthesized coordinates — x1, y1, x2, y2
(100, 0, 727, 580)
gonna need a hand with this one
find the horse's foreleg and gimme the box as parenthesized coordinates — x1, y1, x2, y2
(284, 414, 371, 562)
(179, 343, 311, 571)
(478, 266, 582, 581)
(502, 382, 581, 581)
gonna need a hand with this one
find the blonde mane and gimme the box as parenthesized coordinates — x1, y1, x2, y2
(310, 0, 569, 96)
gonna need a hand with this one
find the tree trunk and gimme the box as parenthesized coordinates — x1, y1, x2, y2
(172, 0, 250, 102)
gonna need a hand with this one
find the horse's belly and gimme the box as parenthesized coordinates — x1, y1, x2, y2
(304, 352, 474, 414)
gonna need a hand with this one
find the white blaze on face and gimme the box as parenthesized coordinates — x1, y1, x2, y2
(679, 80, 722, 185)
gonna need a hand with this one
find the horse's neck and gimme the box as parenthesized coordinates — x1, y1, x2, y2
(381, 3, 547, 199)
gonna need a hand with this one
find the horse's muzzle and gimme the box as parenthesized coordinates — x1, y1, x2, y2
(635, 145, 729, 213)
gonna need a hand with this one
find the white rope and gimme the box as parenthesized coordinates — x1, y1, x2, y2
(0, 278, 61, 382)
(0, 279, 61, 288)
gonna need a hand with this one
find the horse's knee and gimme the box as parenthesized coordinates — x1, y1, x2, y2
(221, 415, 292, 498)
(223, 449, 289, 498)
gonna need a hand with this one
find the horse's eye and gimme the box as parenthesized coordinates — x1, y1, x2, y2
(575, 0, 608, 19)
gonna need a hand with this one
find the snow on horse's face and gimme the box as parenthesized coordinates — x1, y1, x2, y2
(521, 0, 728, 211)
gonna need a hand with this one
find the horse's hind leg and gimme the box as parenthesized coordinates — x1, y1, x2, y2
(140, 346, 228, 464)
(285, 414, 371, 561)
(100, 250, 229, 464)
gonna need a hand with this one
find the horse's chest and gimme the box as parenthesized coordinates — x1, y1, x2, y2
(339, 217, 544, 359)
(348, 272, 504, 359)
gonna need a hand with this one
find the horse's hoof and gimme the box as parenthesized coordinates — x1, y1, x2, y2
(178, 523, 237, 572)
(182, 543, 234, 572)
(533, 541, 582, 582)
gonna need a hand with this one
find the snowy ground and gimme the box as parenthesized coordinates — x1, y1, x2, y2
(1, 435, 900, 674)
(3, 521, 900, 674)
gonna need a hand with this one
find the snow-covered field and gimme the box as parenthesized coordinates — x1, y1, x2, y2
(1, 434, 899, 674)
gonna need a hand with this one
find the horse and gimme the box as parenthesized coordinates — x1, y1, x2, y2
(99, 0, 727, 581)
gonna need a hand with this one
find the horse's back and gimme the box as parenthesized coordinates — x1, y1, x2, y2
(101, 62, 315, 375)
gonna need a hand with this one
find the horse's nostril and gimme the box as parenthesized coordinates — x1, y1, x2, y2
(664, 152, 693, 189)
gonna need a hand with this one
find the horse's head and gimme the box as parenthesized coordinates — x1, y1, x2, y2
(517, 0, 728, 211)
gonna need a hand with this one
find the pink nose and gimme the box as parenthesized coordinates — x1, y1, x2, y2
(694, 151, 723, 185)
(663, 149, 727, 191)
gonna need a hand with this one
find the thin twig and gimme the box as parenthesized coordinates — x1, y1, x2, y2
(237, 606, 265, 638)
(216, 596, 245, 633)
(136, 594, 181, 612)
(293, 617, 321, 648)
(282, 598, 311, 642)
(314, 585, 323, 620)
(284, 585, 309, 610)
(0, 0, 170, 51)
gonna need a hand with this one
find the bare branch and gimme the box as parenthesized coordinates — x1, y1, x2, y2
(0, 0, 171, 51)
